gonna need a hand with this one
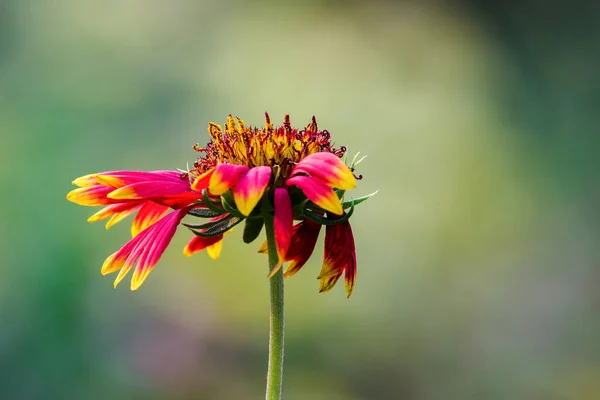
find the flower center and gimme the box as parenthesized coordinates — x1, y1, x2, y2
(190, 113, 346, 180)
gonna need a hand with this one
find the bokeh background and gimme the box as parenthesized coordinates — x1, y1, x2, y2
(2, 1, 600, 399)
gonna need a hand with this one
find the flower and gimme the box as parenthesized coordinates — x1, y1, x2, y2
(67, 113, 373, 295)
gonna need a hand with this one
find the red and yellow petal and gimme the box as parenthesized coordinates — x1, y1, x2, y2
(86, 202, 143, 225)
(208, 163, 249, 195)
(108, 181, 191, 201)
(183, 235, 223, 259)
(66, 185, 116, 206)
(131, 202, 171, 237)
(71, 173, 99, 188)
(191, 168, 215, 191)
(233, 166, 272, 216)
(105, 204, 143, 230)
(286, 175, 343, 215)
(292, 151, 356, 190)
(100, 208, 187, 290)
(205, 239, 224, 260)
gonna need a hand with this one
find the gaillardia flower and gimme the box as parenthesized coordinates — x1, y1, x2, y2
(67, 113, 374, 296)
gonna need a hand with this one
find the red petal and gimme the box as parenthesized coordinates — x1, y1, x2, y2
(319, 220, 357, 297)
(268, 188, 293, 277)
(283, 220, 321, 278)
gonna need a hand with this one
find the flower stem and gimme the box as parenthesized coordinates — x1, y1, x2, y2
(264, 215, 284, 400)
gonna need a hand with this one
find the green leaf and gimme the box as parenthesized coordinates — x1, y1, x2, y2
(243, 217, 264, 244)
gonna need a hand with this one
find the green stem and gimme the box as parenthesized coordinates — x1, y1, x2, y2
(264, 215, 284, 400)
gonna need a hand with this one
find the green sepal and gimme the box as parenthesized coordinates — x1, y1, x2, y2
(341, 190, 378, 209)
(220, 191, 244, 218)
(182, 215, 230, 230)
(202, 189, 226, 214)
(335, 189, 345, 200)
(242, 217, 264, 244)
(187, 207, 223, 219)
(188, 215, 243, 237)
(302, 202, 354, 226)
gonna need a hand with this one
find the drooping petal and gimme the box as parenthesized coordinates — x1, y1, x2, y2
(100, 208, 188, 290)
(183, 235, 223, 258)
(283, 220, 321, 278)
(292, 151, 356, 190)
(268, 188, 293, 277)
(131, 202, 171, 237)
(208, 163, 249, 195)
(286, 175, 343, 215)
(233, 166, 272, 216)
(318, 220, 357, 297)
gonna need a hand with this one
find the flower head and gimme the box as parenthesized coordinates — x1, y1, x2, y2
(67, 113, 374, 296)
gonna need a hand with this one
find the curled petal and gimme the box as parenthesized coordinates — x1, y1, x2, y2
(319, 220, 357, 297)
(209, 163, 249, 195)
(131, 202, 171, 237)
(293, 152, 356, 190)
(100, 208, 188, 290)
(268, 188, 293, 277)
(286, 175, 343, 215)
(283, 220, 321, 278)
(234, 166, 272, 216)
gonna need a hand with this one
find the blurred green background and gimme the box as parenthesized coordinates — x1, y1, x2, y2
(2, 1, 600, 399)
